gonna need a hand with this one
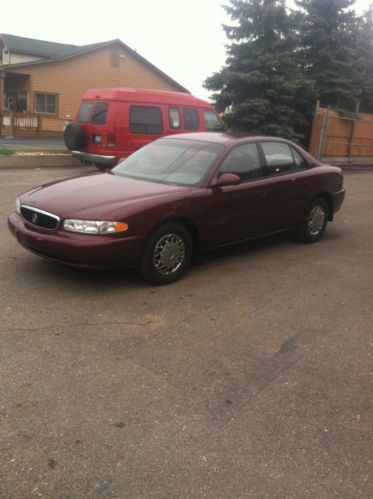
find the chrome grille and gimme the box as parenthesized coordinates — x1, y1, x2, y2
(20, 205, 60, 230)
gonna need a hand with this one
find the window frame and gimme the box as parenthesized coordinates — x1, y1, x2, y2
(204, 110, 225, 132)
(217, 142, 264, 183)
(34, 92, 58, 115)
(77, 101, 94, 123)
(129, 105, 163, 135)
(258, 141, 309, 177)
(183, 108, 200, 131)
(168, 107, 181, 129)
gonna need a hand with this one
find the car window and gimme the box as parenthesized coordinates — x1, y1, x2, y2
(218, 143, 262, 181)
(204, 110, 224, 131)
(91, 102, 108, 125)
(130, 106, 163, 134)
(169, 107, 181, 129)
(112, 138, 224, 187)
(77, 102, 93, 123)
(292, 148, 308, 169)
(261, 142, 297, 175)
(184, 108, 199, 130)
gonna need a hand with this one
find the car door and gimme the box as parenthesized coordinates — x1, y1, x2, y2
(258, 141, 315, 230)
(203, 142, 274, 247)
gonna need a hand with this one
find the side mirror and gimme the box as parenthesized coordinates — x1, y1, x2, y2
(211, 173, 241, 188)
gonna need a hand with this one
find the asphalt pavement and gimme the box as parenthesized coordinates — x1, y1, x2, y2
(0, 167, 372, 498)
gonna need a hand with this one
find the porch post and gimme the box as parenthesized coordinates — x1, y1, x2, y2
(0, 70, 5, 136)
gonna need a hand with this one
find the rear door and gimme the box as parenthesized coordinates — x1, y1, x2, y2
(258, 141, 315, 229)
(77, 101, 111, 153)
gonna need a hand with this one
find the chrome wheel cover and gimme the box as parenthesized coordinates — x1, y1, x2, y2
(153, 233, 185, 275)
(308, 205, 326, 236)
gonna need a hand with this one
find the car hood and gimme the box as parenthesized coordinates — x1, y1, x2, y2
(19, 172, 189, 219)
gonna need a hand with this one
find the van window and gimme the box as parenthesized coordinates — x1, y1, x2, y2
(204, 110, 224, 131)
(184, 108, 199, 130)
(77, 102, 93, 123)
(92, 102, 108, 125)
(169, 107, 181, 129)
(130, 106, 163, 134)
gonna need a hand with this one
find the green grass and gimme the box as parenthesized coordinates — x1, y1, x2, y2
(0, 149, 15, 156)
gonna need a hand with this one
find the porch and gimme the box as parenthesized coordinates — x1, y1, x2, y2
(1, 111, 40, 137)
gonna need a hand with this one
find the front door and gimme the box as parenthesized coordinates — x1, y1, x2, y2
(203, 142, 273, 247)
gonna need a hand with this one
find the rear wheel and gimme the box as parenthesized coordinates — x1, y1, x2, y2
(139, 223, 193, 285)
(295, 198, 329, 243)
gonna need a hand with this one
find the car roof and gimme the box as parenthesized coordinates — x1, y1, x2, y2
(164, 132, 288, 146)
(164, 133, 320, 164)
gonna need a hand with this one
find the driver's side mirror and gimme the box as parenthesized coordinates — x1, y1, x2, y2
(211, 173, 241, 188)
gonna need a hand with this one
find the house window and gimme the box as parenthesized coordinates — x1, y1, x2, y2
(35, 93, 57, 114)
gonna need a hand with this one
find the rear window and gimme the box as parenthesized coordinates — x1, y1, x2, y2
(91, 102, 108, 125)
(130, 106, 163, 134)
(184, 108, 200, 130)
(77, 102, 93, 123)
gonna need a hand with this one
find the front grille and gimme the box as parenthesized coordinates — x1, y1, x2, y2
(20, 205, 60, 230)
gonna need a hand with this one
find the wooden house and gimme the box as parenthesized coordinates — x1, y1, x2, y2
(0, 34, 188, 137)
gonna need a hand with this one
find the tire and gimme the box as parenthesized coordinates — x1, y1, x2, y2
(139, 223, 193, 285)
(64, 122, 86, 151)
(295, 198, 329, 243)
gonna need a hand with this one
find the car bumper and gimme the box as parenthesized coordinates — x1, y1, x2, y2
(72, 150, 118, 166)
(332, 188, 345, 214)
(8, 212, 143, 270)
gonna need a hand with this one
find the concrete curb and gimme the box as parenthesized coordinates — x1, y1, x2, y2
(0, 153, 81, 169)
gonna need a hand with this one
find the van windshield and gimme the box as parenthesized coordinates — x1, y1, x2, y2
(112, 139, 224, 187)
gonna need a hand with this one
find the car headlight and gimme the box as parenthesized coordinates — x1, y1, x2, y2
(63, 219, 128, 235)
(16, 197, 21, 214)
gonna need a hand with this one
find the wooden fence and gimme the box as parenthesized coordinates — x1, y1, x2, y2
(309, 105, 373, 164)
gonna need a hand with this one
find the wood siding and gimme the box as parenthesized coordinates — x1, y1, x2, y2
(8, 44, 185, 134)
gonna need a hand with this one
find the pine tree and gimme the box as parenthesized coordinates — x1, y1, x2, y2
(204, 0, 313, 140)
(357, 4, 373, 112)
(295, 0, 361, 109)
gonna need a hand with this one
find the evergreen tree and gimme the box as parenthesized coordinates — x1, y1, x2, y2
(357, 4, 373, 112)
(204, 0, 313, 140)
(295, 0, 361, 109)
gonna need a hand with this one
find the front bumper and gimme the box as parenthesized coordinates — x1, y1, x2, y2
(332, 188, 346, 215)
(72, 150, 118, 166)
(8, 212, 143, 270)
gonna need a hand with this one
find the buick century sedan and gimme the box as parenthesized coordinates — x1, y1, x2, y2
(8, 133, 345, 284)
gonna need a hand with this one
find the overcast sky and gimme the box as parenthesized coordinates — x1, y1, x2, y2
(2, 0, 372, 100)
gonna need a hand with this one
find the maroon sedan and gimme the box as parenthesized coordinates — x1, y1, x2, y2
(8, 133, 345, 284)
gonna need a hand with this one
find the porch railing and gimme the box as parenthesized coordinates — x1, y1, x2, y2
(1, 112, 39, 136)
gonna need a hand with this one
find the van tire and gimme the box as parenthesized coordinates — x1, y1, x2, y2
(64, 122, 86, 151)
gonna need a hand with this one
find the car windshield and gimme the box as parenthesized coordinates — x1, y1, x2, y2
(112, 139, 224, 187)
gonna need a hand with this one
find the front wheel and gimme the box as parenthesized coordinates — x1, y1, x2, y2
(295, 198, 329, 243)
(139, 223, 193, 285)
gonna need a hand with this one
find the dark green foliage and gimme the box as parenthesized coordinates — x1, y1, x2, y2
(205, 0, 314, 141)
(205, 0, 373, 142)
(295, 0, 361, 109)
(357, 6, 373, 112)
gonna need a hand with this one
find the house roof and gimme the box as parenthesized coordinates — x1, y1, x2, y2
(0, 33, 92, 58)
(0, 34, 189, 93)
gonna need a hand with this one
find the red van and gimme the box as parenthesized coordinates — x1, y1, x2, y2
(64, 87, 225, 167)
